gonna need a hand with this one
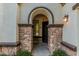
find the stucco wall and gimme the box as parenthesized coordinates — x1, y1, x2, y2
(19, 3, 63, 24)
(77, 9, 79, 55)
(62, 3, 77, 46)
(0, 4, 4, 37)
(0, 3, 17, 42)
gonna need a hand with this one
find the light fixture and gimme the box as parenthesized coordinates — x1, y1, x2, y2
(63, 15, 69, 24)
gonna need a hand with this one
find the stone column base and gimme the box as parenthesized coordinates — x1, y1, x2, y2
(19, 24, 33, 52)
(48, 24, 63, 54)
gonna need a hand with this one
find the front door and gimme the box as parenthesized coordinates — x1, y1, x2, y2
(42, 21, 48, 43)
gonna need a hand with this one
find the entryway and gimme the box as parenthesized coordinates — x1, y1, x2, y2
(32, 14, 49, 56)
(18, 7, 63, 56)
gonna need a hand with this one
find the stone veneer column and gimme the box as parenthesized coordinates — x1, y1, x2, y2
(48, 24, 63, 54)
(19, 24, 33, 52)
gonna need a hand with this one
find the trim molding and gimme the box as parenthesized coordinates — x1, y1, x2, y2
(28, 7, 54, 24)
(18, 24, 33, 27)
(72, 3, 79, 10)
(47, 24, 64, 28)
(61, 41, 77, 51)
(0, 41, 20, 47)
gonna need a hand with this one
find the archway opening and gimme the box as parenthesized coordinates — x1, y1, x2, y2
(33, 14, 48, 45)
(29, 7, 54, 55)
(32, 14, 49, 56)
(28, 7, 54, 24)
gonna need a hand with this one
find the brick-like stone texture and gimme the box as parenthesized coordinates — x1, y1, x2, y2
(48, 27, 63, 54)
(19, 26, 33, 52)
(0, 46, 19, 55)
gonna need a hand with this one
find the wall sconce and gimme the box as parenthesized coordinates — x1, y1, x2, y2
(63, 15, 69, 24)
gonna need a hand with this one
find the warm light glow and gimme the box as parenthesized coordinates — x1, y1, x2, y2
(36, 33, 39, 36)
(63, 15, 68, 24)
(64, 18, 67, 22)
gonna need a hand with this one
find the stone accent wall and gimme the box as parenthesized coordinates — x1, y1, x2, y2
(0, 42, 20, 55)
(0, 46, 19, 55)
(19, 24, 33, 52)
(48, 24, 63, 54)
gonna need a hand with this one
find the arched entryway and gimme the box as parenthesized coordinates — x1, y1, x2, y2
(28, 7, 54, 24)
(18, 7, 63, 56)
(28, 7, 54, 55)
(33, 14, 48, 44)
(32, 14, 49, 56)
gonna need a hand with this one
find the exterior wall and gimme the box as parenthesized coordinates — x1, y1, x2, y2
(77, 9, 79, 55)
(0, 3, 17, 43)
(0, 4, 4, 42)
(0, 46, 19, 55)
(18, 3, 78, 55)
(20, 3, 63, 24)
(62, 3, 77, 46)
(0, 4, 18, 56)
(0, 3, 78, 46)
(20, 3, 77, 46)
(0, 3, 78, 55)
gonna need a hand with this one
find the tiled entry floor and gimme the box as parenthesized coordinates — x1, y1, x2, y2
(32, 43, 50, 56)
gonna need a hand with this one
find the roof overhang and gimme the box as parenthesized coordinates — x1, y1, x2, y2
(72, 3, 79, 10)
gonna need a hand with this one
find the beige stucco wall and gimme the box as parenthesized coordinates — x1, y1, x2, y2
(62, 3, 77, 46)
(77, 8, 79, 55)
(19, 3, 63, 24)
(0, 4, 4, 37)
(0, 3, 17, 43)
